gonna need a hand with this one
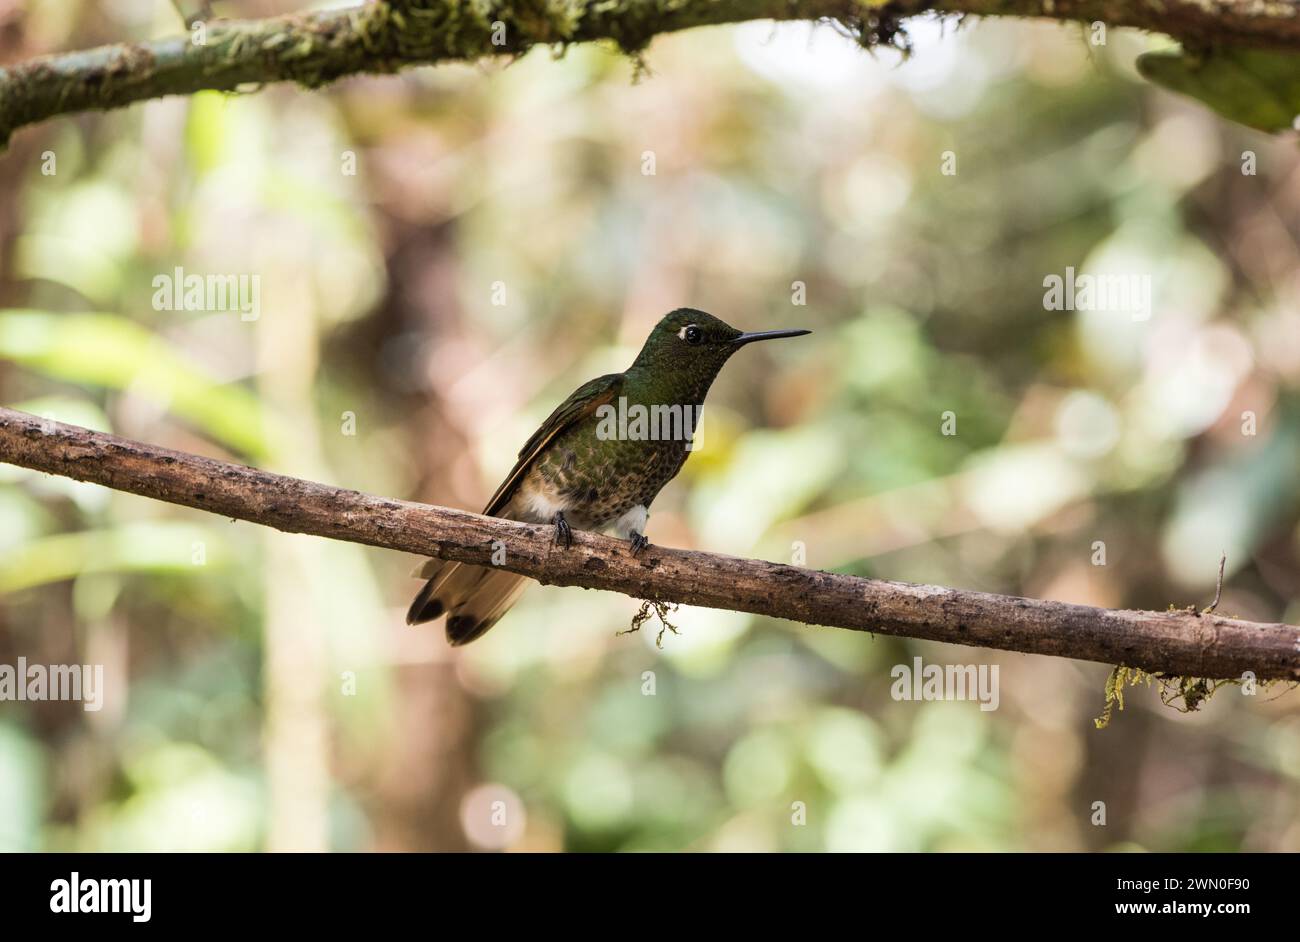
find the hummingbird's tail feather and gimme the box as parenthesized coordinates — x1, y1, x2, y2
(405, 559, 528, 646)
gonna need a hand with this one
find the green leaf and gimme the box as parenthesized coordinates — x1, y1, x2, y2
(1137, 47, 1300, 133)
(0, 310, 268, 458)
(0, 522, 233, 594)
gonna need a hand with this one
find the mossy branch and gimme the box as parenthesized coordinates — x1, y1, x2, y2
(3, 0, 1300, 149)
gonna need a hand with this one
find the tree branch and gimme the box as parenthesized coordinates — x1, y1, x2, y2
(1, 407, 1296, 681)
(2, 0, 1300, 149)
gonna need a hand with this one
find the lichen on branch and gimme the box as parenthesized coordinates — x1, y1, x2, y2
(5, 0, 1300, 149)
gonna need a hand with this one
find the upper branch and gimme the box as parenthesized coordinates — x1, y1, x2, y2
(1, 407, 1296, 681)
(0, 0, 843, 149)
(3, 0, 1300, 148)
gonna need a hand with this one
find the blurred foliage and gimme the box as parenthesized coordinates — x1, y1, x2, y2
(0, 311, 267, 456)
(0, 2, 1298, 852)
(1139, 47, 1300, 134)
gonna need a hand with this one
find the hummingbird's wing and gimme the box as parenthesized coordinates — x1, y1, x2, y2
(407, 372, 625, 642)
(482, 372, 625, 516)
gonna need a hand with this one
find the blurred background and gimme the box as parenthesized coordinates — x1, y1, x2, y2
(1, 0, 1298, 852)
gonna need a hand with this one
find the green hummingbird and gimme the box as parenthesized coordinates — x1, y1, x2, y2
(406, 308, 811, 645)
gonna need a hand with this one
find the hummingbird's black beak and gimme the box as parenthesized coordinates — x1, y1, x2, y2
(730, 328, 812, 346)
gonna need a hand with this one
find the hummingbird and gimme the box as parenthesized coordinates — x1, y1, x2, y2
(406, 308, 811, 645)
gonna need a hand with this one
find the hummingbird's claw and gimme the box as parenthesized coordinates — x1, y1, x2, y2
(629, 531, 650, 557)
(553, 512, 573, 549)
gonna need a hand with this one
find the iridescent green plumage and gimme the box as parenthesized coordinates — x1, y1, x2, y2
(407, 308, 810, 644)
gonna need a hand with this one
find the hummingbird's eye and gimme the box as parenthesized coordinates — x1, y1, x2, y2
(681, 324, 703, 345)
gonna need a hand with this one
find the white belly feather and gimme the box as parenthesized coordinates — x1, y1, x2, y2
(612, 504, 648, 540)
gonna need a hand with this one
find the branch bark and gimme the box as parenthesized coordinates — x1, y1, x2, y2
(1, 407, 1296, 681)
(3, 0, 1300, 149)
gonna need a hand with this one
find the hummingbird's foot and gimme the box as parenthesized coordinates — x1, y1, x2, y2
(552, 511, 573, 549)
(629, 531, 650, 557)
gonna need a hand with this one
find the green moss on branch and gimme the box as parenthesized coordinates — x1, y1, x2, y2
(3, 0, 1300, 148)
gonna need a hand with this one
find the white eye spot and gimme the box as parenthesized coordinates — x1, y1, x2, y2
(677, 326, 688, 340)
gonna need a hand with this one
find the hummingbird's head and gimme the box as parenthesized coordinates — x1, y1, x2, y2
(628, 308, 811, 401)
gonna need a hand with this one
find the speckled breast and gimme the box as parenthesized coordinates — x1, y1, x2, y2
(533, 420, 692, 528)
